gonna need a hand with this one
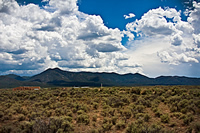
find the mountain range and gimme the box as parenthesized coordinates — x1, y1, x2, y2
(0, 68, 200, 88)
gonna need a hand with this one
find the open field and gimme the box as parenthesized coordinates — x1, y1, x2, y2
(0, 86, 200, 133)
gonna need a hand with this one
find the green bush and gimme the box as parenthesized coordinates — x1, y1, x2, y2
(183, 114, 194, 125)
(161, 114, 170, 123)
(144, 114, 151, 122)
(126, 123, 137, 133)
(155, 110, 162, 117)
(18, 114, 26, 121)
(130, 87, 141, 95)
(102, 122, 113, 131)
(191, 121, 200, 133)
(20, 121, 34, 132)
(0, 125, 12, 133)
(77, 110, 85, 115)
(93, 102, 98, 110)
(92, 115, 97, 122)
(135, 105, 145, 113)
(116, 120, 126, 130)
(77, 114, 90, 125)
(122, 109, 132, 119)
(111, 116, 118, 125)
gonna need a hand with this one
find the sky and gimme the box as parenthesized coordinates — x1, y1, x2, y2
(0, 0, 200, 78)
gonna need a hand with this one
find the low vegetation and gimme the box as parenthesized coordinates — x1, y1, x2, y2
(0, 86, 200, 133)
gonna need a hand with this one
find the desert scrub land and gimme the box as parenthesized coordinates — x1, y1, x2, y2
(0, 86, 200, 133)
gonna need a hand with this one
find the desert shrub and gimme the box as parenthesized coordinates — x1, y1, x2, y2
(55, 108, 65, 116)
(28, 112, 38, 120)
(0, 111, 4, 118)
(44, 110, 53, 117)
(126, 123, 137, 133)
(77, 114, 90, 125)
(135, 97, 151, 107)
(135, 119, 144, 125)
(0, 125, 12, 133)
(148, 124, 163, 133)
(126, 122, 163, 133)
(77, 110, 85, 115)
(181, 108, 188, 114)
(191, 121, 200, 133)
(130, 94, 138, 102)
(161, 114, 170, 123)
(108, 97, 124, 108)
(111, 116, 118, 125)
(169, 122, 176, 127)
(169, 105, 177, 112)
(158, 96, 165, 102)
(101, 109, 109, 117)
(66, 110, 73, 117)
(134, 105, 145, 113)
(102, 107, 115, 117)
(18, 114, 26, 121)
(121, 108, 132, 119)
(59, 91, 68, 97)
(152, 107, 158, 113)
(92, 115, 97, 122)
(171, 112, 183, 119)
(130, 87, 141, 95)
(20, 121, 34, 132)
(155, 110, 162, 118)
(91, 129, 98, 133)
(108, 108, 115, 116)
(32, 117, 74, 133)
(61, 121, 74, 132)
(29, 94, 36, 100)
(2, 114, 11, 121)
(177, 99, 189, 110)
(167, 95, 181, 104)
(183, 114, 194, 125)
(93, 102, 98, 110)
(195, 100, 200, 108)
(102, 104, 110, 109)
(116, 120, 126, 130)
(135, 113, 144, 119)
(102, 122, 113, 131)
(179, 114, 186, 120)
(187, 104, 198, 114)
(154, 88, 165, 96)
(144, 113, 151, 122)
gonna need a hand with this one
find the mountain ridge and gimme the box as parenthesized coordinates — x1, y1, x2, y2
(0, 67, 200, 88)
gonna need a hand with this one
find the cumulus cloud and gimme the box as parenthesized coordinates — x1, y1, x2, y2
(126, 2, 200, 69)
(124, 3, 200, 77)
(158, 51, 199, 65)
(124, 13, 135, 19)
(126, 7, 181, 37)
(0, 0, 141, 75)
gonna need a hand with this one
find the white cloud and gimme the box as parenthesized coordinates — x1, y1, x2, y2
(187, 2, 200, 34)
(124, 13, 135, 19)
(171, 33, 183, 46)
(193, 34, 200, 48)
(124, 4, 200, 77)
(0, 0, 139, 75)
(126, 7, 181, 37)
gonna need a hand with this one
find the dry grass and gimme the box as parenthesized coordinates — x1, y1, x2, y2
(0, 86, 200, 133)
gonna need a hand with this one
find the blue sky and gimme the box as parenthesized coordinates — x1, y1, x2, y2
(79, 0, 185, 29)
(1, 0, 200, 77)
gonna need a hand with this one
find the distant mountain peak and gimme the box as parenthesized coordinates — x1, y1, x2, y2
(43, 67, 65, 73)
(1, 67, 200, 88)
(46, 67, 62, 71)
